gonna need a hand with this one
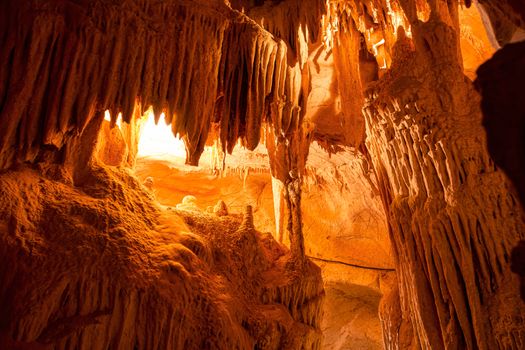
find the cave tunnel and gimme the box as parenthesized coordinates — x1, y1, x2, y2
(0, 0, 524, 349)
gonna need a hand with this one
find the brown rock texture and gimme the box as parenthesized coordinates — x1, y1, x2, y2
(362, 4, 525, 349)
(0, 164, 324, 349)
(1, 0, 525, 349)
(0, 0, 323, 171)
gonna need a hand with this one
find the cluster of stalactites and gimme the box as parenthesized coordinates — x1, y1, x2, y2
(234, 0, 326, 68)
(0, 0, 326, 170)
(322, 0, 442, 70)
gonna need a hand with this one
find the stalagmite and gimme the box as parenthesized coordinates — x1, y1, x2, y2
(271, 176, 286, 243)
(214, 200, 229, 217)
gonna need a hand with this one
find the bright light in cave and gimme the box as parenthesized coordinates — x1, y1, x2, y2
(104, 110, 122, 128)
(137, 111, 187, 161)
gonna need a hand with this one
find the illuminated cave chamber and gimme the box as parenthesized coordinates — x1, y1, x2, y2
(134, 110, 277, 234)
(126, 108, 393, 349)
(1, 0, 525, 349)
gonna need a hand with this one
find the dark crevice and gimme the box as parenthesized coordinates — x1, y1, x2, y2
(306, 255, 395, 272)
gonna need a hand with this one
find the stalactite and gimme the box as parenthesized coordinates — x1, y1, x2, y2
(0, 0, 326, 171)
(237, 0, 326, 68)
(331, 7, 368, 147)
(362, 2, 525, 348)
(0, 0, 328, 271)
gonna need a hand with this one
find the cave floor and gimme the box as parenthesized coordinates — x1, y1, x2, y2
(321, 283, 383, 350)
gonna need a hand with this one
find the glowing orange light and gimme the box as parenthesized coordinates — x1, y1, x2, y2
(135, 110, 269, 171)
(104, 110, 122, 128)
(137, 111, 187, 161)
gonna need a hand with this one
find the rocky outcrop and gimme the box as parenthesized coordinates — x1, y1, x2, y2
(0, 164, 324, 349)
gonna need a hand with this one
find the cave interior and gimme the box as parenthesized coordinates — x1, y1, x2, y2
(0, 0, 525, 349)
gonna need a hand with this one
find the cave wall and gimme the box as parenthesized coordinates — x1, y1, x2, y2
(458, 4, 497, 79)
(0, 164, 325, 349)
(358, 1, 525, 348)
(316, 0, 525, 347)
(0, 0, 332, 348)
(302, 143, 392, 270)
(0, 0, 331, 269)
(303, 145, 393, 350)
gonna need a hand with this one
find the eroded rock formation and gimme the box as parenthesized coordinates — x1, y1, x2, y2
(0, 165, 324, 349)
(358, 1, 525, 348)
(1, 0, 525, 349)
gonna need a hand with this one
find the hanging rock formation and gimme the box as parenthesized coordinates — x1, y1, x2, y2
(1, 0, 525, 349)
(0, 0, 328, 266)
(359, 1, 525, 349)
(0, 0, 323, 169)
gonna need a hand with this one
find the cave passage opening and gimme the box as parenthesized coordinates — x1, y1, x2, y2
(137, 111, 187, 163)
(128, 110, 278, 235)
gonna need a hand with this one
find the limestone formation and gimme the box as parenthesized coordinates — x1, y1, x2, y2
(214, 200, 229, 217)
(143, 177, 154, 191)
(175, 195, 200, 211)
(1, 0, 524, 349)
